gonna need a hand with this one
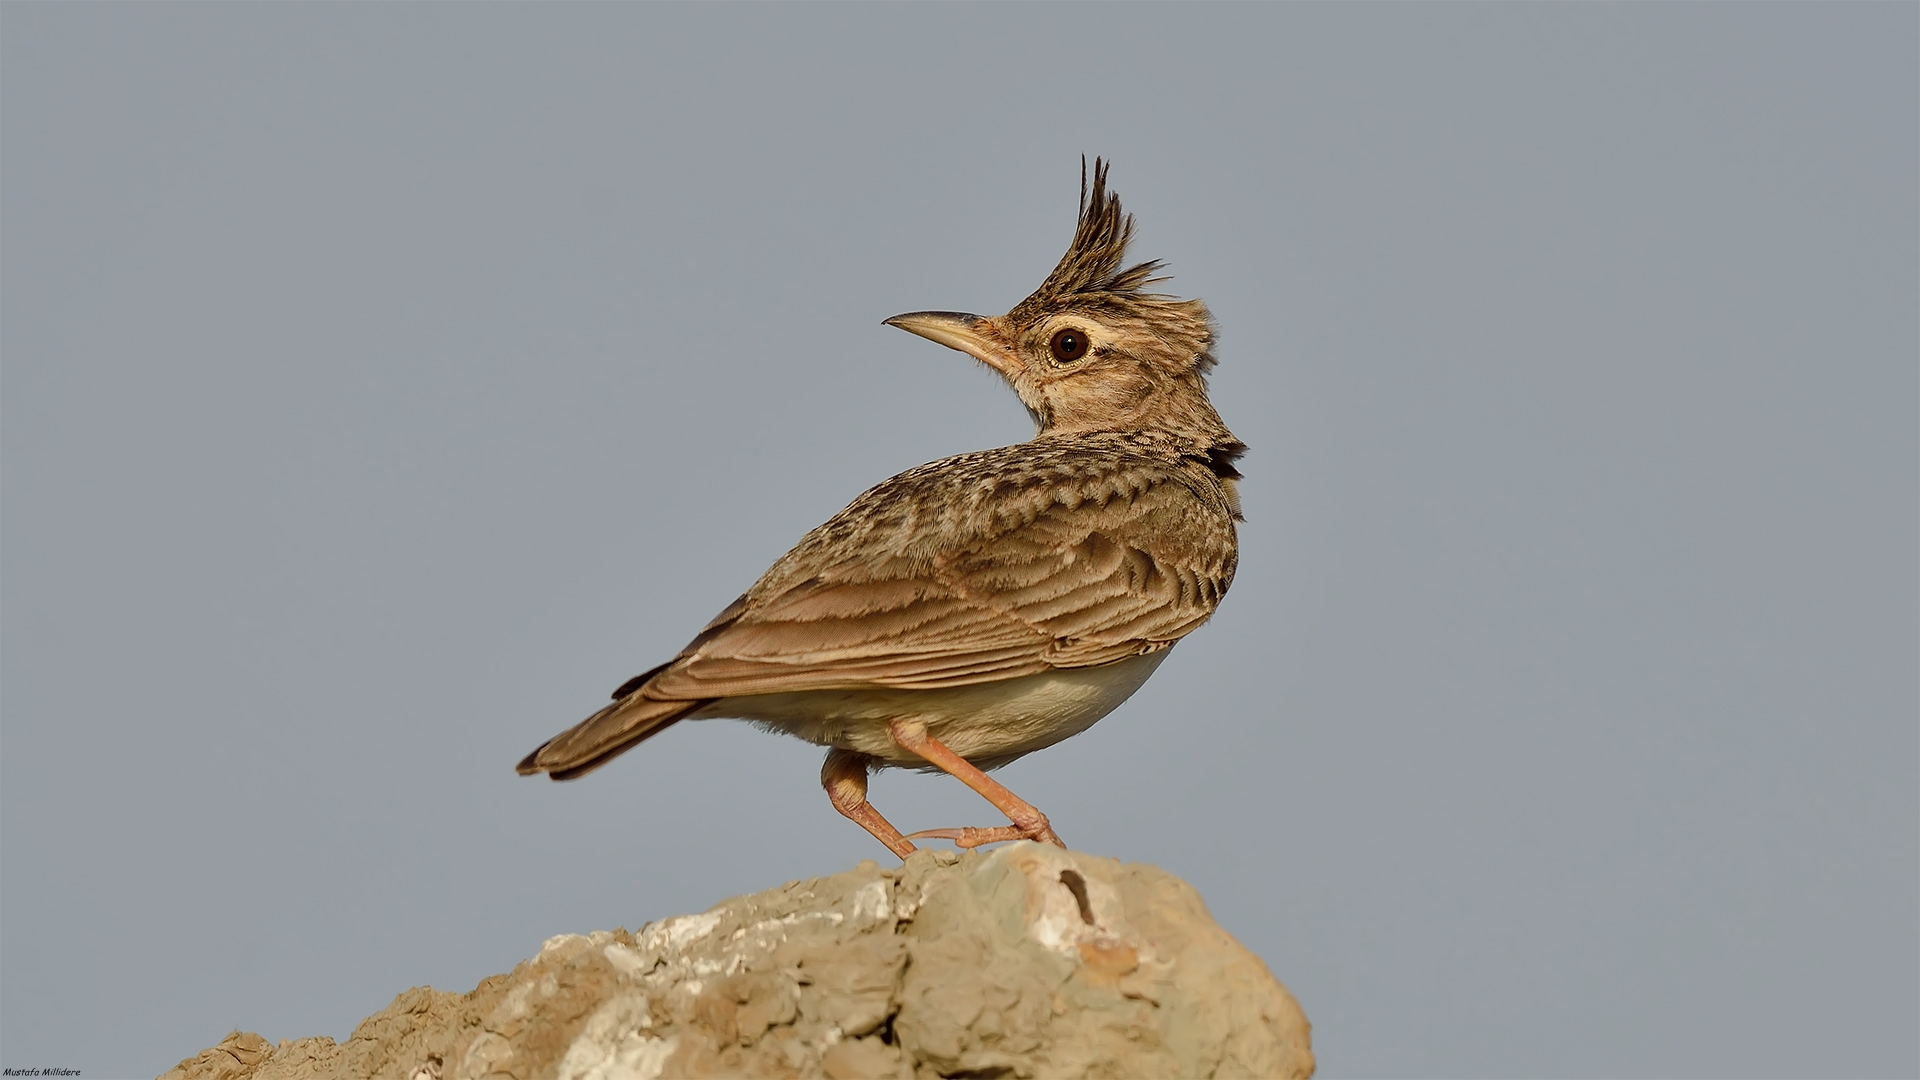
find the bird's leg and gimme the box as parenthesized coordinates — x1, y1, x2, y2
(889, 719, 1067, 849)
(821, 748, 917, 859)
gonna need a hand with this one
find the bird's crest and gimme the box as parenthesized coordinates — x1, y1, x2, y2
(1034, 158, 1159, 302)
(1010, 159, 1217, 373)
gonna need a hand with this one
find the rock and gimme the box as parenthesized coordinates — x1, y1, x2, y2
(161, 845, 1313, 1079)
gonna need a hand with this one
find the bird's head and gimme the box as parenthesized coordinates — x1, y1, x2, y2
(887, 159, 1241, 472)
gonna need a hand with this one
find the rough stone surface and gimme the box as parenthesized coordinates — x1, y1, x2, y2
(161, 845, 1312, 1079)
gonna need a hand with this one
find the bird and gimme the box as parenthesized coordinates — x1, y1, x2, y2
(517, 160, 1244, 859)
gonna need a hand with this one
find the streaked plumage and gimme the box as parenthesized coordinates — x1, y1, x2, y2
(519, 161, 1244, 857)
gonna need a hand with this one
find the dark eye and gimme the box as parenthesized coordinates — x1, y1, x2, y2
(1049, 327, 1089, 363)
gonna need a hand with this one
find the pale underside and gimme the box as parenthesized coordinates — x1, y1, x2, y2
(689, 649, 1170, 771)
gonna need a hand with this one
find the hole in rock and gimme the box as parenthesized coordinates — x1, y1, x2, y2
(1058, 869, 1095, 925)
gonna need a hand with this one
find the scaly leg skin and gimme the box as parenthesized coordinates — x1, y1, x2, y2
(889, 719, 1067, 850)
(821, 748, 917, 859)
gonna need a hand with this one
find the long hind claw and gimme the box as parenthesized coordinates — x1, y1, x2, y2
(904, 825, 1029, 849)
(904, 817, 1067, 849)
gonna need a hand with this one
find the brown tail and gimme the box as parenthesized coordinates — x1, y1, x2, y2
(517, 691, 710, 781)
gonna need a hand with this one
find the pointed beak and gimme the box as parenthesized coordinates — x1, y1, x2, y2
(884, 311, 1019, 377)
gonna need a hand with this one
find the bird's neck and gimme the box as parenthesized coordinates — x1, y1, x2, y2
(1038, 420, 1244, 482)
(1038, 380, 1243, 478)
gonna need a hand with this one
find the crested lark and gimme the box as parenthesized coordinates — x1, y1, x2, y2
(519, 161, 1244, 858)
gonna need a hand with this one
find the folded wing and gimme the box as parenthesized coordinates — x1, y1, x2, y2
(647, 463, 1235, 698)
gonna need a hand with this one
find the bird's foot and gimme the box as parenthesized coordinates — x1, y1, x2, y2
(906, 818, 1065, 850)
(885, 719, 1068, 850)
(905, 825, 1022, 849)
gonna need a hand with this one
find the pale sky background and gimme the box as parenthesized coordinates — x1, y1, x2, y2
(3, 6, 1914, 1078)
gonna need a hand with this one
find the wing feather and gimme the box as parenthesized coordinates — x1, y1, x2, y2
(636, 452, 1236, 703)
